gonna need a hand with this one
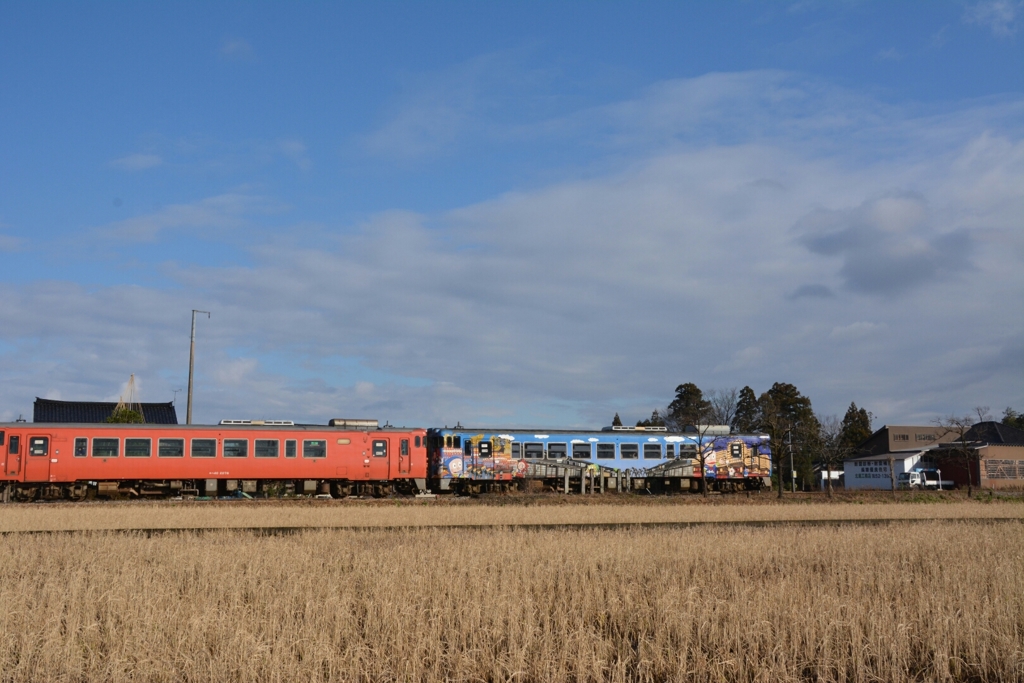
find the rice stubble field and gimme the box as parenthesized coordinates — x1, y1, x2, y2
(0, 508, 1020, 682)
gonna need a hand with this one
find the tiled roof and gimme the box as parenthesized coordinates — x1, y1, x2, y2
(33, 398, 178, 424)
(964, 421, 1024, 446)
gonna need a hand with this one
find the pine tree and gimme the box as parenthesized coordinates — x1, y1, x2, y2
(667, 383, 711, 429)
(733, 386, 759, 433)
(612, 412, 622, 427)
(839, 402, 873, 451)
(1002, 408, 1024, 430)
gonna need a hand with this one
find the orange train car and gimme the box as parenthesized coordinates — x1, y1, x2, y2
(0, 420, 427, 501)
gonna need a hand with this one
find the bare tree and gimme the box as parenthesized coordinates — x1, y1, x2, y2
(816, 415, 852, 499)
(974, 406, 991, 423)
(935, 414, 978, 498)
(706, 388, 739, 429)
(691, 407, 718, 498)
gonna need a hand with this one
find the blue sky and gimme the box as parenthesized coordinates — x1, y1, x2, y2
(0, 1, 1021, 427)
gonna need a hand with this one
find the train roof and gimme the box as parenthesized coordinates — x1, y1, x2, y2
(0, 422, 422, 432)
(431, 426, 769, 438)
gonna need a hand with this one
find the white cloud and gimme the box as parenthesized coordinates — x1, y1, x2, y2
(963, 1, 1020, 36)
(829, 322, 886, 341)
(220, 38, 256, 61)
(876, 47, 902, 61)
(110, 153, 163, 171)
(0, 234, 23, 252)
(98, 191, 272, 242)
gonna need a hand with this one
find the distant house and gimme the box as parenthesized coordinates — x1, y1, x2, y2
(843, 425, 958, 490)
(33, 398, 178, 424)
(932, 421, 1024, 491)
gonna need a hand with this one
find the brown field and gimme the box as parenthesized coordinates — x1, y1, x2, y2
(0, 520, 1021, 682)
(0, 493, 1021, 532)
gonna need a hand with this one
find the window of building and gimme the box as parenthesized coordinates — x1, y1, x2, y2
(597, 443, 615, 459)
(93, 438, 119, 458)
(548, 443, 567, 459)
(371, 440, 386, 458)
(74, 437, 87, 457)
(620, 444, 639, 459)
(524, 442, 544, 458)
(255, 440, 279, 458)
(665, 444, 676, 458)
(224, 439, 248, 458)
(191, 439, 216, 458)
(158, 439, 184, 458)
(285, 440, 297, 458)
(572, 443, 592, 459)
(304, 440, 327, 458)
(643, 444, 662, 459)
(915, 434, 936, 442)
(511, 442, 521, 458)
(893, 434, 909, 441)
(125, 438, 152, 457)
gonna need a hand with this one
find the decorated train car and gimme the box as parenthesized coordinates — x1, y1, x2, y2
(427, 425, 771, 493)
(0, 419, 427, 500)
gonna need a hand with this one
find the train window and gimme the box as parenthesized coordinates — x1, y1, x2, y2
(415, 435, 421, 448)
(371, 440, 387, 458)
(453, 436, 461, 449)
(93, 438, 118, 458)
(224, 440, 248, 458)
(750, 444, 759, 458)
(445, 436, 452, 448)
(29, 437, 49, 456)
(464, 440, 473, 456)
(158, 439, 184, 458)
(400, 439, 409, 456)
(74, 437, 88, 457)
(572, 443, 592, 459)
(478, 441, 492, 457)
(643, 444, 662, 459)
(285, 440, 297, 458)
(255, 439, 279, 458)
(620, 444, 638, 459)
(0, 431, 4, 446)
(523, 442, 543, 458)
(548, 443, 567, 460)
(511, 442, 521, 458)
(191, 439, 216, 458)
(597, 443, 615, 459)
(125, 438, 152, 457)
(304, 440, 327, 458)
(665, 444, 676, 459)
(8, 435, 19, 455)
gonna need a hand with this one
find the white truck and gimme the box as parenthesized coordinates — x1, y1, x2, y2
(897, 469, 943, 490)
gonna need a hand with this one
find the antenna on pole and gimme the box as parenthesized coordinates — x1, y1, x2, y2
(186, 310, 210, 425)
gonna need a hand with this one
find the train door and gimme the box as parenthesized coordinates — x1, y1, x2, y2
(397, 437, 411, 475)
(4, 432, 22, 478)
(368, 437, 390, 481)
(24, 435, 51, 482)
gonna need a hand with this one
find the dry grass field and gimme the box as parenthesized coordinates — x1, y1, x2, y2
(0, 494, 1021, 532)
(0, 521, 1020, 682)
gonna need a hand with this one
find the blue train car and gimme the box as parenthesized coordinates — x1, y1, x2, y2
(426, 426, 771, 493)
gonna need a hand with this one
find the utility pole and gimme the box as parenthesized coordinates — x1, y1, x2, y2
(186, 310, 210, 425)
(788, 428, 796, 494)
